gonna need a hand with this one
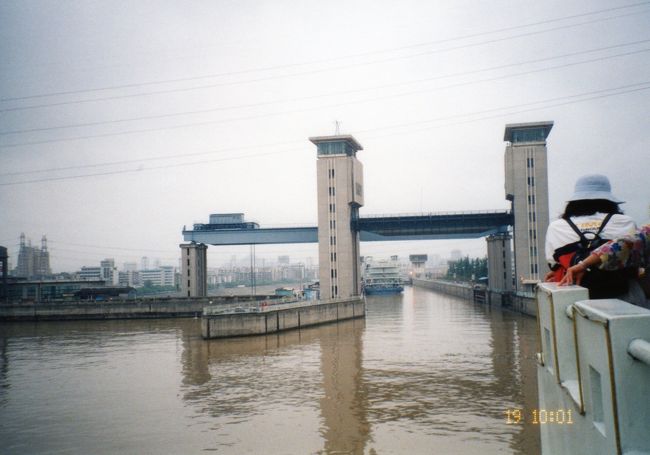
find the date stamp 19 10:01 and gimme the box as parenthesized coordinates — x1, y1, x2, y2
(505, 409, 574, 425)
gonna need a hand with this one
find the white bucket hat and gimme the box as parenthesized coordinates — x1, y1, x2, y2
(567, 174, 624, 203)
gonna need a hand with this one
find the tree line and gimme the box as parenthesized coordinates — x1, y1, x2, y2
(446, 256, 488, 282)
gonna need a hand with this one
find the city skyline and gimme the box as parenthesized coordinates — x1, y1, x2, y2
(2, 0, 649, 272)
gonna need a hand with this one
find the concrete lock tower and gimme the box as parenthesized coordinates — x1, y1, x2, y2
(486, 233, 513, 293)
(504, 121, 553, 293)
(310, 135, 364, 300)
(180, 243, 208, 297)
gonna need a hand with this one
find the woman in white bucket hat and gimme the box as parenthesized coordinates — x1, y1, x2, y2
(545, 174, 637, 298)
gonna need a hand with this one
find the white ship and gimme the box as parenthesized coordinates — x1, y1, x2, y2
(362, 260, 404, 295)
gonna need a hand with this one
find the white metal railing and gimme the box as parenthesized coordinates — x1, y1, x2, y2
(536, 283, 650, 455)
(628, 338, 650, 366)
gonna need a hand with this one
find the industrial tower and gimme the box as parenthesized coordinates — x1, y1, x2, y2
(504, 121, 553, 293)
(310, 135, 364, 300)
(180, 243, 207, 297)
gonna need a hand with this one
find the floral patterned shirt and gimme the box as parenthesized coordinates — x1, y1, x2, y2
(593, 224, 650, 271)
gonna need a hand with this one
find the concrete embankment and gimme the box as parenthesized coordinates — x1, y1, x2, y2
(0, 295, 277, 321)
(412, 279, 474, 299)
(412, 278, 536, 317)
(202, 297, 365, 339)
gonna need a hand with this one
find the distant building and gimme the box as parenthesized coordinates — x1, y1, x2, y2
(5, 278, 107, 302)
(140, 266, 175, 287)
(118, 270, 140, 287)
(450, 249, 462, 261)
(278, 255, 290, 264)
(100, 258, 118, 285)
(13, 233, 51, 279)
(79, 266, 102, 281)
(123, 262, 137, 272)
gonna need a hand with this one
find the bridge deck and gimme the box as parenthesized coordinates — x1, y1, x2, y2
(182, 211, 512, 245)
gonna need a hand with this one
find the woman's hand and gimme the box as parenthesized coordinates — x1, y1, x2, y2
(544, 270, 557, 282)
(559, 254, 601, 286)
(559, 263, 586, 286)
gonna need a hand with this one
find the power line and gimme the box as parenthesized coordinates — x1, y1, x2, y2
(3, 46, 649, 149)
(3, 39, 649, 137)
(3, 2, 640, 101)
(2, 6, 648, 112)
(355, 81, 650, 135)
(362, 84, 650, 144)
(47, 240, 180, 253)
(2, 81, 649, 187)
(0, 139, 303, 177)
(0, 149, 300, 186)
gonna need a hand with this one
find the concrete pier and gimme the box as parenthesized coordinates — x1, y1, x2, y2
(0, 295, 278, 321)
(201, 297, 365, 339)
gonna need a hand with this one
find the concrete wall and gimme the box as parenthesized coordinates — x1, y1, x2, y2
(202, 297, 365, 339)
(412, 278, 537, 317)
(508, 292, 537, 317)
(412, 278, 474, 300)
(0, 295, 276, 321)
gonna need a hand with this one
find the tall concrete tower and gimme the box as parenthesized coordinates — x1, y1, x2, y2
(486, 233, 512, 293)
(310, 135, 364, 300)
(180, 243, 208, 297)
(504, 121, 553, 293)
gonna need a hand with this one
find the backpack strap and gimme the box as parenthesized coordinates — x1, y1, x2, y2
(595, 212, 614, 236)
(564, 217, 587, 244)
(565, 213, 616, 245)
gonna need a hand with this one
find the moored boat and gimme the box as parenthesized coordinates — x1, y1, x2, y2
(362, 260, 404, 295)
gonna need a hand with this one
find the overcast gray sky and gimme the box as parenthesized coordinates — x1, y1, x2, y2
(1, 0, 649, 272)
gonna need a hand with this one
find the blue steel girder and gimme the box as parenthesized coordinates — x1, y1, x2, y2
(356, 211, 513, 241)
(182, 227, 317, 245)
(182, 211, 512, 245)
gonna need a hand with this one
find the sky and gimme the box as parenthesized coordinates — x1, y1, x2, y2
(1, 0, 649, 272)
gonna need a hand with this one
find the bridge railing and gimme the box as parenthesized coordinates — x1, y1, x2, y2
(536, 283, 650, 455)
(358, 209, 510, 218)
